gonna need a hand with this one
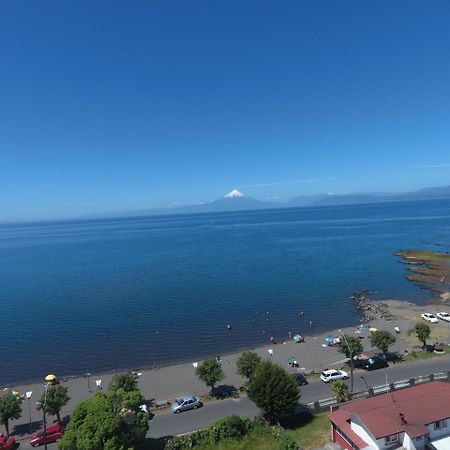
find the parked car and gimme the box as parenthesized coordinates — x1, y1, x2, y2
(171, 396, 203, 413)
(0, 435, 16, 450)
(291, 372, 309, 386)
(320, 369, 349, 383)
(30, 424, 64, 447)
(421, 313, 439, 323)
(437, 312, 450, 323)
(362, 356, 389, 371)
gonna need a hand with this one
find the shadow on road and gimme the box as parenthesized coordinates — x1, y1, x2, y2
(12, 420, 42, 437)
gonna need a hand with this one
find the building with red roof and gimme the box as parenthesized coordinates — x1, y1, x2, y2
(329, 381, 450, 450)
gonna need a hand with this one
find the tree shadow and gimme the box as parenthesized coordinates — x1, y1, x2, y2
(11, 419, 42, 437)
(136, 436, 171, 450)
(279, 405, 315, 430)
(211, 384, 239, 399)
(279, 405, 314, 430)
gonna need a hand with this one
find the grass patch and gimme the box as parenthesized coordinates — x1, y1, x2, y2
(287, 412, 330, 450)
(403, 345, 450, 362)
(396, 250, 450, 261)
(193, 429, 281, 450)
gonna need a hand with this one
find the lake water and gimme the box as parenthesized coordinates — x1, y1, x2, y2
(1, 199, 450, 385)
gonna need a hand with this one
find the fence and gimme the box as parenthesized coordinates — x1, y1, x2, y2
(306, 371, 450, 413)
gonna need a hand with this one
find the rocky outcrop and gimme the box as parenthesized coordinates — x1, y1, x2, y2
(351, 290, 394, 322)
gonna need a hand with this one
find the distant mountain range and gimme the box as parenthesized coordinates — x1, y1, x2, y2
(96, 185, 450, 219)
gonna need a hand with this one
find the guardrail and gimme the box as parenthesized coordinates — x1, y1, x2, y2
(306, 370, 450, 412)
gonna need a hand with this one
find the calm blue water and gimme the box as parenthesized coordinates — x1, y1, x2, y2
(1, 199, 450, 385)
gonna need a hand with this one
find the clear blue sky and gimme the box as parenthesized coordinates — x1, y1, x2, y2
(1, 1, 450, 221)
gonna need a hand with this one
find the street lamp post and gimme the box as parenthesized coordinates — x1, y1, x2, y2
(85, 372, 92, 393)
(338, 330, 355, 394)
(25, 391, 33, 434)
(360, 376, 368, 390)
(43, 383, 49, 450)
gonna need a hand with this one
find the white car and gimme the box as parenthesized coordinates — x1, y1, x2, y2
(437, 312, 450, 323)
(320, 369, 349, 383)
(421, 313, 439, 323)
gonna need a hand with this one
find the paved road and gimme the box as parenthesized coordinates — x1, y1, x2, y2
(149, 356, 450, 439)
(16, 357, 450, 448)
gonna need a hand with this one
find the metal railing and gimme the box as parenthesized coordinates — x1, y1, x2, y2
(308, 371, 450, 412)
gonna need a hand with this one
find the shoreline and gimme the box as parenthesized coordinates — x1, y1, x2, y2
(3, 291, 448, 390)
(5, 306, 403, 395)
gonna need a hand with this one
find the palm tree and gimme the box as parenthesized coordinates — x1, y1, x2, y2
(331, 380, 349, 403)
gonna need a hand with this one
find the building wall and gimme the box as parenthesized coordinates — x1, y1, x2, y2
(402, 432, 425, 450)
(332, 426, 353, 450)
(427, 418, 449, 440)
(350, 417, 379, 448)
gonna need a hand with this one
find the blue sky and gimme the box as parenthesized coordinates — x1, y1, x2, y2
(1, 1, 450, 221)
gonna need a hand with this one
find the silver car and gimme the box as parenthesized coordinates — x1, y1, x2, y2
(171, 396, 203, 413)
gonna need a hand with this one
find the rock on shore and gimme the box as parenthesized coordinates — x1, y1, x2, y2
(351, 290, 394, 322)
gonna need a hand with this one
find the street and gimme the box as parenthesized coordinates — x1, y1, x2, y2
(15, 356, 450, 449)
(149, 356, 450, 439)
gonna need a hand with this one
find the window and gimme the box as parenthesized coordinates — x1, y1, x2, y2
(385, 434, 399, 444)
(434, 419, 447, 430)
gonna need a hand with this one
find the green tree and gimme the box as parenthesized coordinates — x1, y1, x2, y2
(246, 360, 299, 424)
(195, 359, 225, 392)
(369, 330, 396, 356)
(58, 391, 150, 450)
(331, 380, 349, 403)
(37, 385, 70, 425)
(413, 322, 431, 348)
(337, 335, 363, 394)
(108, 372, 139, 393)
(0, 390, 22, 436)
(236, 351, 262, 381)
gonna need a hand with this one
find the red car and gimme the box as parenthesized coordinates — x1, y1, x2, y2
(30, 424, 64, 447)
(0, 435, 16, 450)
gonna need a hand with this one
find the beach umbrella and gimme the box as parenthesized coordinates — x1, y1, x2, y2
(45, 374, 57, 382)
(293, 334, 302, 343)
(288, 356, 296, 364)
(325, 336, 334, 343)
(369, 327, 378, 333)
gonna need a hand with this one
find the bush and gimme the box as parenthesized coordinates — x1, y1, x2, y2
(208, 415, 254, 441)
(164, 416, 300, 449)
(269, 426, 299, 450)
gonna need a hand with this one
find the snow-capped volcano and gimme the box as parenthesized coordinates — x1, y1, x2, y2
(225, 189, 244, 198)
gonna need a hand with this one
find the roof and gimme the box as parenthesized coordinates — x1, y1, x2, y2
(329, 381, 450, 439)
(330, 409, 369, 449)
(430, 435, 450, 450)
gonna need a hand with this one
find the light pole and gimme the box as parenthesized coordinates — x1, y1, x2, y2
(25, 391, 33, 434)
(85, 372, 92, 393)
(43, 383, 49, 450)
(360, 376, 368, 390)
(338, 330, 355, 394)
